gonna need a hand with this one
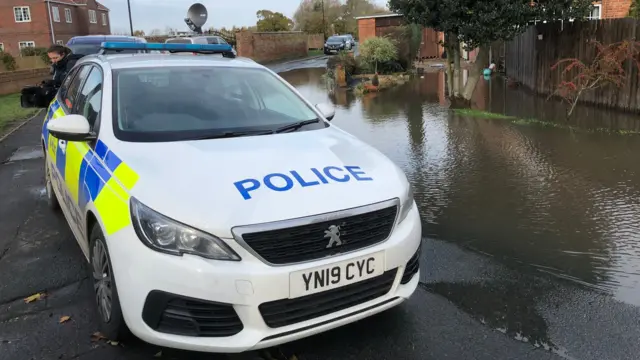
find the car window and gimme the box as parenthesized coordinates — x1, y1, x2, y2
(62, 65, 91, 112)
(166, 38, 192, 44)
(58, 66, 81, 102)
(112, 66, 324, 142)
(205, 37, 219, 44)
(73, 66, 103, 130)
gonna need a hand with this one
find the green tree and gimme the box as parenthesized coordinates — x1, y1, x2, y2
(388, 0, 594, 104)
(359, 36, 398, 73)
(256, 10, 294, 32)
(630, 0, 640, 19)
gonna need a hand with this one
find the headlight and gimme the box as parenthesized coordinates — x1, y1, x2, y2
(130, 197, 240, 261)
(397, 184, 415, 224)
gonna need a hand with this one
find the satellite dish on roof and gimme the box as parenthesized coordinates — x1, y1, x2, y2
(185, 3, 208, 34)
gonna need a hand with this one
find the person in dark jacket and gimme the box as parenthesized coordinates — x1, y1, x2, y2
(46, 44, 85, 86)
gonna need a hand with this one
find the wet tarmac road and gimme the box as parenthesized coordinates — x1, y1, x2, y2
(1, 57, 640, 359)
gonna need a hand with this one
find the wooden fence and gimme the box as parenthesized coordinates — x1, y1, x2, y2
(505, 18, 640, 112)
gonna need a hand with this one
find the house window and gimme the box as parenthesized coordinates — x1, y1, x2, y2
(588, 4, 602, 19)
(56, 40, 64, 45)
(102, 13, 107, 26)
(19, 41, 35, 50)
(65, 8, 72, 23)
(52, 6, 60, 22)
(14, 6, 31, 22)
(89, 10, 97, 23)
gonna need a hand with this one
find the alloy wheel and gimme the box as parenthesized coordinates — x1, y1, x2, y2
(92, 240, 113, 323)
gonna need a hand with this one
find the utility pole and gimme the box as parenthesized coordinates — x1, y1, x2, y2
(321, 0, 326, 40)
(127, 0, 134, 36)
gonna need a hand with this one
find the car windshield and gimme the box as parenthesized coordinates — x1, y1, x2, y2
(112, 66, 326, 142)
(327, 37, 343, 42)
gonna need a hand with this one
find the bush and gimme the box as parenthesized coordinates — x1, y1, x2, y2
(378, 24, 422, 71)
(0, 52, 17, 71)
(359, 36, 398, 74)
(327, 51, 358, 75)
(21, 47, 51, 65)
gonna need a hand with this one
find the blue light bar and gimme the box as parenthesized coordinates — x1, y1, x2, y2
(100, 42, 234, 53)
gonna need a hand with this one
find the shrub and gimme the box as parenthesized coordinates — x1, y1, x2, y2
(327, 51, 358, 75)
(378, 24, 422, 71)
(0, 52, 17, 71)
(359, 36, 397, 74)
(21, 47, 50, 65)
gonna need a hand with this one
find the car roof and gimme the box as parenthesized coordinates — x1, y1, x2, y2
(77, 53, 260, 70)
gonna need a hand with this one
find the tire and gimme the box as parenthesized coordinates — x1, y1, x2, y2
(44, 155, 61, 211)
(89, 224, 132, 341)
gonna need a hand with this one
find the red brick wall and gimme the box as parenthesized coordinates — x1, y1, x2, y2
(600, 0, 632, 18)
(0, 0, 52, 56)
(236, 31, 308, 63)
(357, 18, 376, 43)
(308, 34, 324, 49)
(0, 68, 50, 95)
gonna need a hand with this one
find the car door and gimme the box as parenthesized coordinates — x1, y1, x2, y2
(65, 65, 104, 246)
(46, 64, 92, 250)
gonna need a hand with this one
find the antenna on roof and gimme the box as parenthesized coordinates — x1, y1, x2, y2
(184, 3, 208, 35)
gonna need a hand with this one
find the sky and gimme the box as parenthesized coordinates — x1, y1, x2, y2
(100, 0, 389, 34)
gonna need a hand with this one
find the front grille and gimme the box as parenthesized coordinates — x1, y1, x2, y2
(240, 205, 398, 265)
(142, 290, 244, 337)
(401, 245, 421, 284)
(259, 269, 398, 328)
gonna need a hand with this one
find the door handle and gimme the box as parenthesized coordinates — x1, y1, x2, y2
(58, 139, 67, 150)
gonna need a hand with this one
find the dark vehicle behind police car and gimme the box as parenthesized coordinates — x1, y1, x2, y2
(324, 36, 347, 55)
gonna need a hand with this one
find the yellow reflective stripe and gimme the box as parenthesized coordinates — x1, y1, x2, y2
(113, 162, 139, 191)
(94, 177, 132, 236)
(64, 142, 90, 203)
(53, 107, 65, 118)
(47, 134, 58, 163)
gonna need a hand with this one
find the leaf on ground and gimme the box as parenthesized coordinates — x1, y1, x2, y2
(289, 356, 299, 360)
(108, 340, 119, 346)
(154, 351, 162, 358)
(24, 292, 45, 303)
(59, 315, 71, 324)
(90, 332, 106, 342)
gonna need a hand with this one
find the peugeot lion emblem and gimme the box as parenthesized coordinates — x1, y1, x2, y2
(324, 225, 343, 248)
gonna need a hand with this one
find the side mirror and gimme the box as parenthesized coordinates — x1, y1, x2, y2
(47, 114, 95, 142)
(316, 103, 335, 121)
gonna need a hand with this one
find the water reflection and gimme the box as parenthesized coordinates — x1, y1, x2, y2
(279, 68, 640, 306)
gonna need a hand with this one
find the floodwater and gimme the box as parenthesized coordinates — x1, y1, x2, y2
(280, 68, 640, 306)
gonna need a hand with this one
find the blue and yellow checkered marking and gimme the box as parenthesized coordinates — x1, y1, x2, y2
(42, 101, 140, 235)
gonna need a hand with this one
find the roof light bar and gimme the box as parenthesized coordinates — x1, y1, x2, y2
(100, 42, 235, 55)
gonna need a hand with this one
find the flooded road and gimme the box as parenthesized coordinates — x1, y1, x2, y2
(281, 68, 640, 306)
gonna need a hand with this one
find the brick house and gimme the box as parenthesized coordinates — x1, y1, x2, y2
(592, 0, 632, 19)
(0, 0, 111, 56)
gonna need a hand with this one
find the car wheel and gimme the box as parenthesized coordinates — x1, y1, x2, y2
(44, 156, 61, 211)
(89, 224, 132, 341)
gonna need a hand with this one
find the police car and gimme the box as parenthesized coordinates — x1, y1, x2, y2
(35, 42, 422, 353)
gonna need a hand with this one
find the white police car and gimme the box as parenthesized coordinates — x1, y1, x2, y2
(37, 42, 421, 353)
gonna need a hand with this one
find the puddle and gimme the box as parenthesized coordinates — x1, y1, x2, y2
(3, 146, 43, 163)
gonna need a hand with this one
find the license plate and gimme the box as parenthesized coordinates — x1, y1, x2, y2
(289, 251, 385, 299)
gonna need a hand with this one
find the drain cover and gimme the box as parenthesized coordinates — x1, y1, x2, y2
(4, 146, 43, 163)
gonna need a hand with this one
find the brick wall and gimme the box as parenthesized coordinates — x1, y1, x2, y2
(236, 31, 308, 63)
(358, 18, 376, 43)
(0, 1, 52, 56)
(0, 68, 50, 95)
(601, 0, 632, 18)
(308, 34, 324, 49)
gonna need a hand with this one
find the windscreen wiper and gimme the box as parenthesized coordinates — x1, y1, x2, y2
(192, 130, 273, 140)
(273, 119, 320, 134)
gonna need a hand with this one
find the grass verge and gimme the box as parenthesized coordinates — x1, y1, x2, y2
(0, 93, 39, 138)
(453, 108, 640, 135)
(308, 49, 324, 57)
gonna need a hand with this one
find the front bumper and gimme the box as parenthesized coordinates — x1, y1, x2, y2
(107, 204, 422, 353)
